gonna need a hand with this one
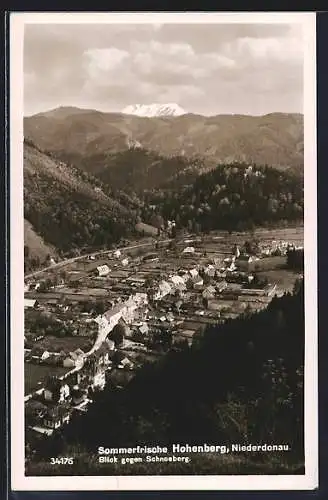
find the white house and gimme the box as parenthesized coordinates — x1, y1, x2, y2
(227, 261, 237, 272)
(24, 298, 37, 309)
(113, 249, 121, 259)
(96, 264, 110, 277)
(40, 350, 50, 362)
(119, 357, 134, 370)
(170, 275, 187, 292)
(153, 280, 172, 300)
(182, 246, 195, 254)
(139, 323, 149, 335)
(121, 258, 129, 266)
(189, 268, 199, 279)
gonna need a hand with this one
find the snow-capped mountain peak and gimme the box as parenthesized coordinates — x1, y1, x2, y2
(121, 103, 186, 117)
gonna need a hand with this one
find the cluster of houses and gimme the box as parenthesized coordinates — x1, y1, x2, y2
(25, 336, 136, 435)
(258, 240, 303, 257)
(93, 292, 149, 348)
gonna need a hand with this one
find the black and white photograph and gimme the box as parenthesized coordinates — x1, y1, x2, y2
(10, 12, 317, 491)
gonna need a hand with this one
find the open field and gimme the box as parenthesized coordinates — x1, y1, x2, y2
(25, 363, 70, 395)
(257, 269, 302, 294)
(33, 335, 94, 354)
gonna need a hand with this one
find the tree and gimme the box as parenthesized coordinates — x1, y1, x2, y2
(202, 297, 209, 309)
(109, 322, 126, 347)
(244, 240, 259, 255)
(171, 225, 177, 239)
(150, 214, 164, 231)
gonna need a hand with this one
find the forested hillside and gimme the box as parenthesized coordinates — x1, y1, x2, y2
(59, 148, 212, 192)
(24, 140, 137, 254)
(143, 163, 304, 233)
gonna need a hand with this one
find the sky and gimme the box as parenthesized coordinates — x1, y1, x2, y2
(24, 22, 304, 116)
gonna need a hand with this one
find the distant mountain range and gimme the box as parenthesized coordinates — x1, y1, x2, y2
(24, 106, 304, 173)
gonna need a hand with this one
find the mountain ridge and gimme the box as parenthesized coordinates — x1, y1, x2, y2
(24, 106, 304, 172)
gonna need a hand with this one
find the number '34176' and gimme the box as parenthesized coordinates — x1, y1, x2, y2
(50, 457, 74, 465)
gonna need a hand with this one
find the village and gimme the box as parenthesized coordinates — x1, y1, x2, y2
(24, 227, 304, 442)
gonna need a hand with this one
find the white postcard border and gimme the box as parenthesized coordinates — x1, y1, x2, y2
(9, 11, 318, 491)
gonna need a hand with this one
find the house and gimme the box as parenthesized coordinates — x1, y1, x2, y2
(189, 268, 199, 279)
(192, 276, 204, 289)
(44, 376, 70, 403)
(170, 275, 187, 292)
(40, 350, 51, 362)
(121, 258, 129, 266)
(142, 253, 159, 263)
(63, 349, 84, 368)
(126, 276, 146, 287)
(118, 357, 134, 370)
(182, 246, 195, 254)
(216, 281, 228, 293)
(229, 262, 238, 272)
(202, 285, 216, 300)
(96, 264, 110, 277)
(204, 265, 216, 277)
(113, 249, 121, 259)
(139, 323, 149, 335)
(153, 280, 173, 300)
(24, 298, 38, 309)
(43, 405, 71, 430)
